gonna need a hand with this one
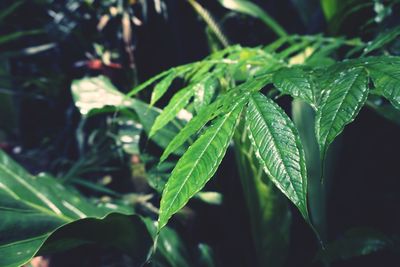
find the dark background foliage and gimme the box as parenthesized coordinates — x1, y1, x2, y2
(1, 0, 400, 266)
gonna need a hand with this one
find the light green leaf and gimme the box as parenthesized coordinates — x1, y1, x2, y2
(159, 76, 271, 162)
(245, 92, 308, 220)
(0, 150, 152, 267)
(316, 67, 368, 159)
(131, 99, 188, 155)
(273, 67, 317, 108)
(149, 86, 194, 137)
(193, 75, 218, 113)
(365, 59, 400, 110)
(150, 71, 177, 106)
(158, 99, 246, 230)
(159, 98, 224, 163)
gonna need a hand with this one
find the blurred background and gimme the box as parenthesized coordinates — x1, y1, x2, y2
(1, 0, 400, 266)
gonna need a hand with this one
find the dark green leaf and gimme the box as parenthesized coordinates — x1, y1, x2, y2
(365, 59, 400, 110)
(316, 67, 368, 159)
(246, 92, 309, 220)
(273, 67, 317, 108)
(315, 228, 392, 264)
(0, 150, 151, 267)
(362, 26, 400, 55)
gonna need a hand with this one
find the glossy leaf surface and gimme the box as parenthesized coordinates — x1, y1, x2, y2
(366, 59, 400, 110)
(245, 92, 309, 220)
(158, 100, 245, 230)
(315, 67, 368, 158)
(273, 67, 317, 108)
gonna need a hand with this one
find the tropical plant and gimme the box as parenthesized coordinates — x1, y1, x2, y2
(1, 0, 400, 266)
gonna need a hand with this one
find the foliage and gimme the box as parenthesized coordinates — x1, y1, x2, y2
(1, 0, 400, 266)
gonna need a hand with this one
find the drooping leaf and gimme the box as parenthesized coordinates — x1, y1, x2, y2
(273, 67, 318, 108)
(0, 150, 152, 267)
(245, 92, 309, 220)
(365, 59, 400, 110)
(315, 228, 392, 264)
(233, 120, 291, 267)
(149, 86, 194, 137)
(150, 71, 178, 106)
(158, 99, 246, 230)
(315, 67, 369, 159)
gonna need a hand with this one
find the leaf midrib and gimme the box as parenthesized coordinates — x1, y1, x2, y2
(0, 162, 73, 222)
(161, 101, 241, 224)
(248, 96, 304, 207)
(320, 68, 365, 150)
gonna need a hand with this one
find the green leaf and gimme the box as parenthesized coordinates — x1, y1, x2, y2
(158, 99, 246, 230)
(315, 67, 369, 159)
(159, 76, 271, 162)
(0, 30, 43, 45)
(159, 97, 224, 163)
(0, 150, 152, 267)
(128, 69, 173, 97)
(0, 0, 24, 23)
(71, 76, 187, 154)
(362, 26, 400, 55)
(71, 76, 130, 116)
(245, 92, 309, 220)
(131, 99, 188, 155)
(149, 86, 194, 137)
(365, 59, 400, 110)
(218, 0, 287, 37)
(144, 219, 191, 267)
(273, 67, 317, 108)
(315, 228, 392, 264)
(193, 75, 218, 113)
(150, 71, 177, 106)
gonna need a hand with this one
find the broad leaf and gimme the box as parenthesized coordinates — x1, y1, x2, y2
(158, 99, 246, 230)
(149, 86, 194, 137)
(0, 150, 152, 267)
(315, 67, 368, 159)
(245, 92, 309, 220)
(273, 67, 317, 108)
(365, 59, 400, 110)
(71, 76, 187, 154)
